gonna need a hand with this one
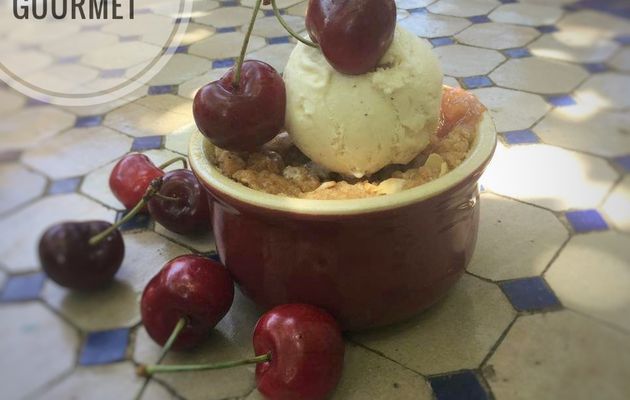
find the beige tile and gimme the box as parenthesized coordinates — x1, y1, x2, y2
(6, 20, 80, 45)
(472, 87, 550, 132)
(490, 58, 588, 94)
(480, 143, 618, 212)
(249, 15, 305, 38)
(546, 231, 630, 332)
(80, 149, 184, 210)
(469, 193, 568, 280)
(0, 194, 115, 273)
(0, 163, 46, 215)
(195, 6, 262, 28)
(456, 22, 540, 50)
(0, 270, 6, 288)
(574, 73, 630, 110)
(397, 8, 410, 21)
(189, 32, 266, 60)
(609, 48, 630, 72)
(0, 303, 79, 399)
(352, 274, 515, 375)
(534, 107, 630, 157)
(178, 68, 230, 99)
(24, 64, 100, 95)
(60, 85, 149, 117)
(247, 43, 295, 73)
(242, 0, 304, 8)
(558, 10, 630, 39)
(45, 31, 119, 58)
(155, 222, 216, 253)
(398, 13, 471, 38)
(0, 107, 75, 151)
(428, 0, 499, 18)
(529, 31, 620, 63)
(484, 311, 630, 400)
(103, 95, 193, 137)
(164, 122, 196, 154)
(443, 76, 461, 88)
(37, 362, 175, 400)
(603, 176, 630, 233)
(2, 50, 54, 76)
(101, 13, 174, 41)
(82, 42, 163, 70)
(177, 22, 216, 46)
(434, 45, 505, 77)
(397, 0, 439, 8)
(140, 54, 212, 86)
(22, 127, 132, 180)
(286, 1, 308, 17)
(0, 89, 27, 116)
(519, 0, 577, 4)
(489, 3, 564, 26)
(41, 280, 141, 331)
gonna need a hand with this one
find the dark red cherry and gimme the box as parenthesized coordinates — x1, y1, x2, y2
(193, 60, 286, 152)
(147, 169, 210, 234)
(109, 153, 164, 210)
(306, 0, 397, 75)
(141, 255, 235, 350)
(254, 304, 345, 400)
(38, 221, 124, 291)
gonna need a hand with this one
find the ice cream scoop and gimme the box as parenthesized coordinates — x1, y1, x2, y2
(283, 26, 443, 178)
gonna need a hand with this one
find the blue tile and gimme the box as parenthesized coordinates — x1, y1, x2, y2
(116, 209, 152, 230)
(500, 277, 561, 312)
(499, 0, 517, 3)
(213, 58, 236, 69)
(48, 177, 82, 195)
(120, 35, 141, 42)
(26, 98, 49, 107)
(99, 68, 126, 79)
(263, 8, 285, 16)
(468, 15, 490, 23)
(574, 0, 630, 19)
(614, 154, 630, 171)
(58, 55, 81, 64)
(430, 37, 455, 47)
(408, 7, 428, 14)
(168, 45, 188, 54)
(175, 17, 191, 24)
(503, 130, 540, 145)
(81, 24, 102, 32)
(0, 150, 22, 163)
(148, 85, 177, 95)
(503, 48, 531, 58)
(135, 7, 153, 15)
(79, 328, 129, 366)
(615, 34, 630, 45)
(546, 95, 576, 107)
(131, 136, 163, 151)
(583, 62, 609, 73)
(268, 36, 291, 45)
(220, 0, 238, 6)
(75, 115, 103, 128)
(479, 183, 486, 193)
(462, 76, 493, 89)
(537, 25, 559, 33)
(216, 26, 237, 33)
(430, 371, 488, 400)
(1, 273, 46, 302)
(565, 209, 609, 233)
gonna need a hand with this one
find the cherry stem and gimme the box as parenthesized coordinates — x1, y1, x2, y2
(158, 156, 187, 170)
(133, 317, 188, 400)
(233, 0, 263, 88)
(88, 178, 163, 246)
(137, 353, 271, 377)
(270, 0, 318, 48)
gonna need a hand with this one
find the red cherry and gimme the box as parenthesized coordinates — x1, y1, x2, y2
(141, 255, 234, 351)
(306, 0, 397, 75)
(193, 60, 286, 152)
(109, 153, 164, 210)
(147, 169, 211, 234)
(254, 304, 345, 400)
(38, 221, 124, 291)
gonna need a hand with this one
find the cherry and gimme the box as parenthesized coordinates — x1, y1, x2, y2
(141, 255, 235, 351)
(306, 0, 397, 75)
(38, 221, 124, 290)
(138, 304, 345, 400)
(109, 153, 164, 210)
(193, 60, 286, 152)
(147, 169, 211, 235)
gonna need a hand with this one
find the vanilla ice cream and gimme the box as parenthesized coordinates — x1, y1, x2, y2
(283, 26, 443, 178)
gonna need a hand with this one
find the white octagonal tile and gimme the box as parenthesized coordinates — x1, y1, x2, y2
(434, 45, 505, 77)
(0, 107, 76, 151)
(546, 231, 630, 332)
(397, 0, 438, 9)
(22, 127, 132, 180)
(0, 194, 115, 273)
(534, 107, 630, 157)
(0, 89, 27, 116)
(195, 6, 262, 28)
(178, 68, 230, 100)
(164, 123, 195, 155)
(428, 0, 499, 18)
(398, 13, 471, 38)
(529, 31, 620, 63)
(574, 73, 630, 110)
(456, 22, 540, 50)
(489, 3, 563, 26)
(352, 274, 516, 375)
(249, 15, 305, 38)
(155, 222, 216, 253)
(608, 48, 630, 72)
(246, 43, 295, 74)
(480, 143, 618, 212)
(484, 311, 630, 400)
(468, 193, 568, 281)
(557, 10, 630, 39)
(142, 54, 212, 86)
(0, 303, 79, 400)
(189, 32, 267, 60)
(472, 87, 550, 132)
(490, 57, 588, 94)
(82, 42, 163, 70)
(602, 176, 630, 234)
(0, 163, 47, 215)
(242, 0, 304, 8)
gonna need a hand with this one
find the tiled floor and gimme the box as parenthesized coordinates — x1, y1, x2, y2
(1, 0, 629, 399)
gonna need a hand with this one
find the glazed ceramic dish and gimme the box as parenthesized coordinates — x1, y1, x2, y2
(189, 112, 497, 331)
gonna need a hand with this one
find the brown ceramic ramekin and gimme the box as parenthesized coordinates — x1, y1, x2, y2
(189, 113, 496, 331)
